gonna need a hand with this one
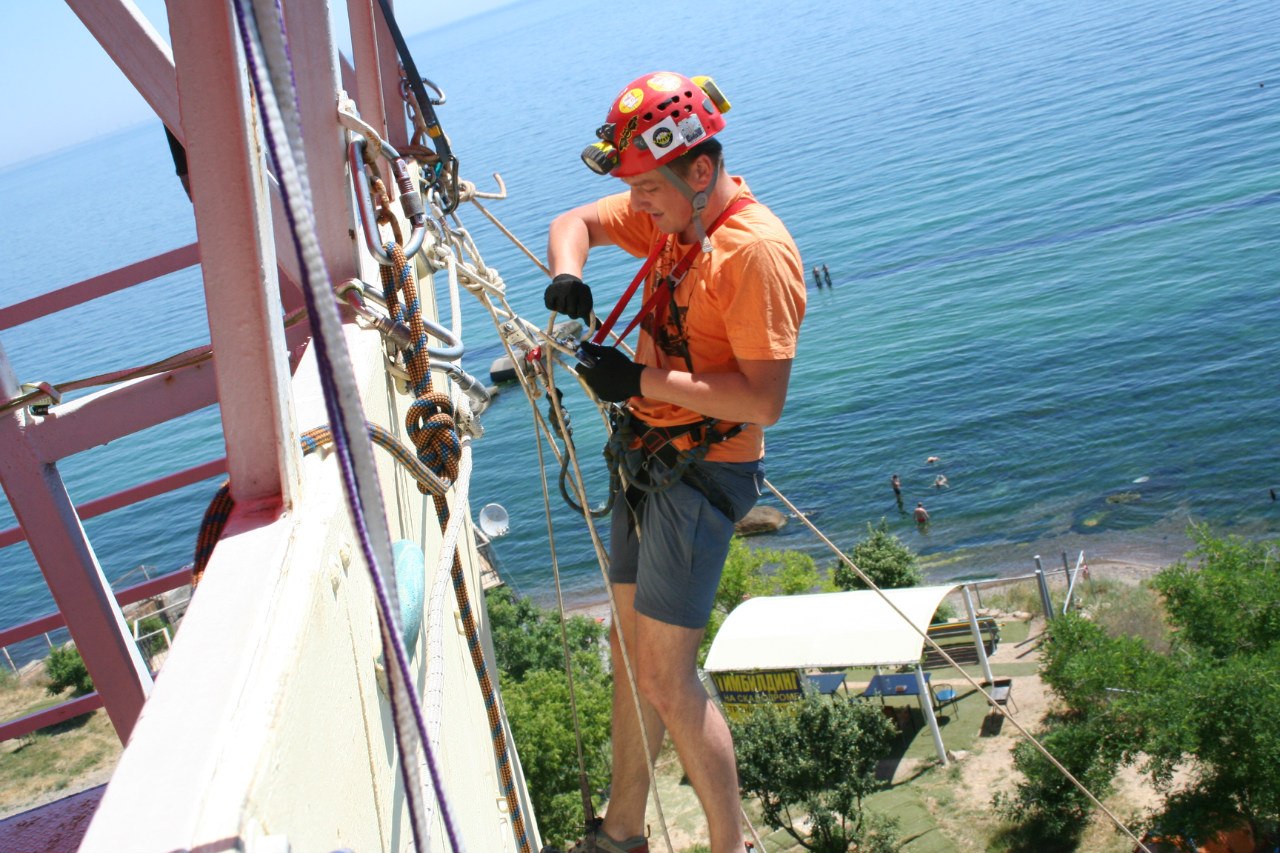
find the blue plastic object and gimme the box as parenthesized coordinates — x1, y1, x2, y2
(393, 539, 426, 649)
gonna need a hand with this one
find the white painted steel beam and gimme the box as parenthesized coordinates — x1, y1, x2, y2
(962, 584, 995, 685)
(915, 665, 948, 766)
(0, 345, 152, 743)
(167, 0, 300, 511)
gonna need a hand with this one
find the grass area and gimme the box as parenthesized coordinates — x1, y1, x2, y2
(0, 666, 122, 819)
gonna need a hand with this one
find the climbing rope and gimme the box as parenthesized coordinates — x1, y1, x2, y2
(378, 223, 534, 853)
(231, 2, 455, 850)
(373, 0, 460, 212)
(431, 201, 678, 851)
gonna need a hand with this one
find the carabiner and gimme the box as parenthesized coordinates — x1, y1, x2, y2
(348, 135, 426, 264)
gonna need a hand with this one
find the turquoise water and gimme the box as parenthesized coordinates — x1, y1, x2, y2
(2, 0, 1278, 653)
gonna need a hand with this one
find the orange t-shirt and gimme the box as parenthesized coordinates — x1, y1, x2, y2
(596, 176, 806, 462)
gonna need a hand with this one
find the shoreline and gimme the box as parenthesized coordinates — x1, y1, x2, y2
(555, 551, 1174, 626)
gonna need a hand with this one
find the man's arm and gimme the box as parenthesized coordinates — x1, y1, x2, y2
(639, 357, 793, 426)
(547, 201, 615, 276)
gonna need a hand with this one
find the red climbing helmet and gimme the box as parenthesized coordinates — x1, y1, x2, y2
(582, 71, 731, 177)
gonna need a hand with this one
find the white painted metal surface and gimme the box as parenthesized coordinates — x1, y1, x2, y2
(54, 0, 543, 848)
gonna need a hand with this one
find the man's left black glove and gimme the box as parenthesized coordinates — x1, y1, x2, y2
(577, 341, 644, 402)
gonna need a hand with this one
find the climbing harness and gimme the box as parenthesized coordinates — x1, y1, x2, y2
(567, 195, 755, 526)
(606, 412, 743, 521)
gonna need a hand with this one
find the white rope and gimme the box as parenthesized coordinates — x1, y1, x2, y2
(421, 438, 475, 839)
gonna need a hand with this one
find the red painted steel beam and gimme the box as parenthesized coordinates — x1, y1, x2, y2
(0, 244, 199, 331)
(0, 567, 193, 650)
(31, 360, 218, 463)
(0, 693, 104, 742)
(169, 0, 300, 513)
(0, 459, 226, 551)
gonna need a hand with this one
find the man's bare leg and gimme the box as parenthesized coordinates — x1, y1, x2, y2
(632, 611, 741, 853)
(599, 583, 666, 842)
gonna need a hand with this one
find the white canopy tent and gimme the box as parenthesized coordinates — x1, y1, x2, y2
(705, 584, 959, 672)
(704, 584, 993, 766)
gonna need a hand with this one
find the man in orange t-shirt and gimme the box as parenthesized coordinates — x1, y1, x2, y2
(545, 71, 805, 853)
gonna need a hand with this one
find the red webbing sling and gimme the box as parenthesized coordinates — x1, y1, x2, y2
(590, 196, 755, 346)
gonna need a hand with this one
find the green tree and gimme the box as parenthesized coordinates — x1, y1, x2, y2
(485, 587, 612, 848)
(999, 527, 1280, 849)
(833, 519, 922, 592)
(502, 666, 612, 848)
(45, 645, 94, 696)
(732, 694, 899, 853)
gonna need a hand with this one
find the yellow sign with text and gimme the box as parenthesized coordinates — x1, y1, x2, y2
(709, 670, 804, 720)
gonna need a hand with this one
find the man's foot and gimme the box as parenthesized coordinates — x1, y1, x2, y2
(565, 818, 648, 853)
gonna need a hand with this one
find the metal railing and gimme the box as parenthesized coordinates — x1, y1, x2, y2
(0, 567, 192, 742)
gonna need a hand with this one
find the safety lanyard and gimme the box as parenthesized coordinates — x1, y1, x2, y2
(591, 197, 754, 346)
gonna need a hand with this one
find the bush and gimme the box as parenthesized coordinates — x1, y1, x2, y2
(485, 587, 612, 848)
(993, 715, 1122, 849)
(1003, 527, 1280, 848)
(834, 519, 922, 592)
(45, 645, 94, 696)
(732, 694, 899, 853)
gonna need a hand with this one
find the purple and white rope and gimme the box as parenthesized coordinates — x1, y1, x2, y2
(230, 1, 464, 850)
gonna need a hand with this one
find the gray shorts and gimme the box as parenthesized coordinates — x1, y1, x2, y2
(609, 459, 763, 629)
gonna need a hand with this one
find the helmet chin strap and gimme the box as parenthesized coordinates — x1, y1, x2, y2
(658, 163, 721, 252)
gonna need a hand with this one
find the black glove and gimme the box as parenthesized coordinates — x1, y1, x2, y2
(544, 274, 594, 322)
(577, 341, 644, 402)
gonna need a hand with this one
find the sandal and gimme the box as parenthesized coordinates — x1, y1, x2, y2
(563, 817, 649, 853)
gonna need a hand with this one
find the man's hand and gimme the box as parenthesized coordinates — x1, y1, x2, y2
(544, 274, 594, 322)
(577, 341, 644, 402)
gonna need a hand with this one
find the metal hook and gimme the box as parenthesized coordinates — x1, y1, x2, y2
(348, 135, 426, 263)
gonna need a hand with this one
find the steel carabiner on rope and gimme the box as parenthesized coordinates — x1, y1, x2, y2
(348, 135, 427, 264)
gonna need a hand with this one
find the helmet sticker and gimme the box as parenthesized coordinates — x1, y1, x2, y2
(641, 116, 682, 153)
(617, 115, 640, 151)
(646, 73, 682, 92)
(618, 88, 645, 114)
(678, 114, 706, 145)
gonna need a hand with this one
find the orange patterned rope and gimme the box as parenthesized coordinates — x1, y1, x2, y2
(381, 238, 531, 853)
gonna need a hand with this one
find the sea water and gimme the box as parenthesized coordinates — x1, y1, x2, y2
(1, 0, 1278, 659)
